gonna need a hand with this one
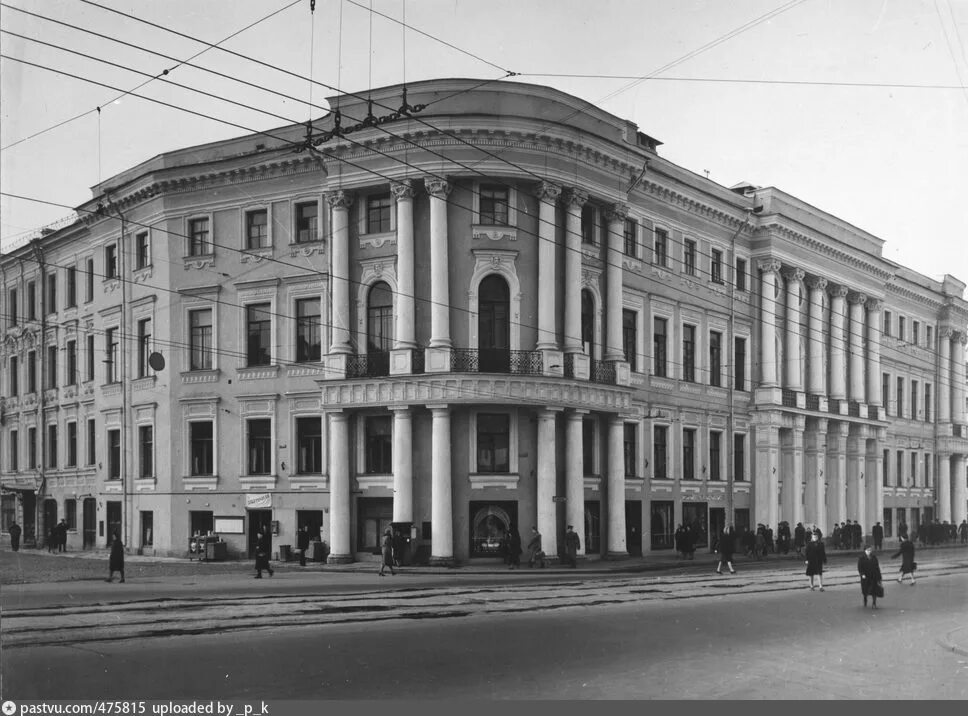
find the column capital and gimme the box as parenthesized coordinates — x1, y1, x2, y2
(388, 405, 412, 413)
(805, 276, 828, 292)
(424, 177, 452, 198)
(940, 327, 955, 340)
(957, 331, 968, 346)
(535, 181, 562, 203)
(564, 188, 588, 210)
(567, 408, 590, 419)
(391, 180, 417, 201)
(865, 298, 884, 313)
(829, 285, 850, 299)
(757, 258, 782, 274)
(426, 403, 451, 413)
(536, 407, 564, 419)
(782, 267, 805, 283)
(325, 189, 355, 209)
(847, 291, 868, 306)
(605, 203, 630, 224)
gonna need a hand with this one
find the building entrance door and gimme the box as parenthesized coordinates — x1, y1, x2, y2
(43, 499, 58, 549)
(625, 501, 642, 556)
(82, 498, 96, 548)
(105, 501, 122, 546)
(682, 501, 708, 550)
(247, 509, 272, 558)
(709, 507, 725, 551)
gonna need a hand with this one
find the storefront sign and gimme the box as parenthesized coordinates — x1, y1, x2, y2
(245, 493, 272, 509)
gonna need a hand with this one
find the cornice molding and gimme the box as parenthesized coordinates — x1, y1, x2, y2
(757, 222, 892, 282)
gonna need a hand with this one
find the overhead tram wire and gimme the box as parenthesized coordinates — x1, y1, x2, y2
(0, 0, 302, 152)
(518, 74, 968, 91)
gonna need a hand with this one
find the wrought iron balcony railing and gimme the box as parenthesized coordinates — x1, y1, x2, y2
(782, 389, 798, 408)
(450, 348, 543, 376)
(346, 351, 390, 379)
(590, 359, 615, 385)
(848, 401, 861, 418)
(806, 394, 820, 411)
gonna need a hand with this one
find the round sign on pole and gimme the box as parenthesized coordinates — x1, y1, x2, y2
(148, 352, 166, 371)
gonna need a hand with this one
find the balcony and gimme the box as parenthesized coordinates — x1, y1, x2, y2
(347, 352, 390, 379)
(828, 398, 841, 415)
(782, 389, 798, 408)
(590, 359, 616, 385)
(806, 394, 820, 411)
(848, 401, 861, 418)
(450, 348, 543, 376)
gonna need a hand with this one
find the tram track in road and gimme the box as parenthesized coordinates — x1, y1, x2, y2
(2, 562, 963, 649)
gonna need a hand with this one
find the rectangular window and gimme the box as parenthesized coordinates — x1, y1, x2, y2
(682, 324, 696, 382)
(896, 451, 904, 487)
(479, 185, 509, 226)
(9, 430, 18, 471)
(47, 424, 57, 468)
(654, 228, 668, 267)
(364, 415, 392, 474)
(245, 209, 269, 249)
(924, 384, 932, 422)
(734, 434, 746, 481)
(476, 413, 510, 473)
(683, 239, 696, 276)
(295, 298, 321, 362)
(247, 419, 271, 475)
(883, 310, 892, 336)
(86, 259, 95, 302)
(682, 428, 695, 481)
(623, 219, 637, 257)
(67, 421, 77, 467)
(623, 423, 637, 477)
(911, 380, 918, 420)
(86, 333, 95, 381)
(108, 429, 120, 478)
(581, 205, 596, 244)
(189, 218, 211, 256)
(653, 426, 668, 479)
(295, 202, 318, 243)
(136, 231, 151, 269)
(734, 337, 746, 391)
(926, 325, 933, 348)
(709, 331, 722, 387)
(735, 258, 747, 292)
(622, 309, 637, 372)
(66, 340, 77, 386)
(27, 281, 36, 320)
(882, 373, 890, 411)
(910, 452, 917, 484)
(8, 288, 17, 326)
(366, 193, 392, 234)
(190, 422, 214, 476)
(896, 377, 904, 418)
(246, 303, 272, 366)
(65, 499, 77, 530)
(912, 320, 919, 346)
(711, 249, 724, 284)
(87, 418, 96, 466)
(296, 417, 322, 474)
(883, 448, 890, 486)
(46, 273, 57, 313)
(924, 454, 931, 488)
(28, 427, 37, 469)
(105, 245, 118, 279)
(898, 316, 905, 341)
(653, 317, 667, 378)
(105, 328, 118, 383)
(137, 318, 151, 378)
(709, 431, 721, 480)
(139, 425, 153, 478)
(189, 309, 213, 371)
(46, 345, 57, 389)
(27, 351, 37, 393)
(583, 419, 595, 473)
(9, 356, 17, 396)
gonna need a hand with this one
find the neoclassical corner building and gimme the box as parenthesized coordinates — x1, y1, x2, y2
(2, 78, 966, 561)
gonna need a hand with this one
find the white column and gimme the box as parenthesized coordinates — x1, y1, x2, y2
(827, 422, 849, 527)
(829, 286, 849, 401)
(806, 277, 827, 395)
(953, 333, 967, 423)
(392, 181, 416, 349)
(606, 416, 628, 557)
(847, 292, 867, 403)
(783, 268, 805, 391)
(865, 436, 883, 538)
(327, 412, 352, 563)
(866, 299, 883, 407)
(846, 429, 866, 526)
(563, 190, 587, 354)
(536, 408, 560, 558)
(758, 259, 781, 387)
(804, 418, 828, 531)
(326, 191, 354, 354)
(565, 410, 586, 555)
(939, 328, 952, 423)
(429, 405, 453, 565)
(605, 205, 629, 362)
(753, 416, 780, 528)
(952, 454, 967, 526)
(391, 407, 413, 523)
(781, 420, 805, 528)
(937, 453, 952, 523)
(536, 182, 561, 351)
(425, 178, 452, 349)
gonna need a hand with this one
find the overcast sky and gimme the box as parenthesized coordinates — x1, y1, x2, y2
(1, 0, 966, 282)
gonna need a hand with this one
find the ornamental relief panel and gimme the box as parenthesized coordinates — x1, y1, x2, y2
(184, 257, 216, 271)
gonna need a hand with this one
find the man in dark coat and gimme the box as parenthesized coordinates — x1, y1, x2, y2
(794, 522, 806, 557)
(8, 521, 22, 551)
(254, 528, 273, 578)
(563, 525, 580, 568)
(715, 526, 736, 575)
(853, 521, 863, 550)
(872, 522, 883, 551)
(891, 535, 916, 585)
(296, 525, 310, 567)
(898, 520, 908, 540)
(506, 524, 522, 569)
(857, 545, 882, 608)
(805, 530, 827, 590)
(55, 519, 68, 552)
(106, 532, 125, 583)
(831, 523, 841, 551)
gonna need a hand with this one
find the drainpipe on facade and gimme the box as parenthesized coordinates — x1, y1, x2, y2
(31, 239, 47, 547)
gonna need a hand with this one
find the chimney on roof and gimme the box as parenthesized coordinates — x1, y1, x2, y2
(729, 181, 759, 197)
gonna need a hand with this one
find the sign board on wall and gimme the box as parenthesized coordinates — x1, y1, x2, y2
(245, 493, 272, 509)
(214, 516, 245, 534)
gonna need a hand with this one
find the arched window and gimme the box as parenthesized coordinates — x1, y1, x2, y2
(366, 282, 393, 353)
(479, 275, 510, 372)
(581, 290, 595, 357)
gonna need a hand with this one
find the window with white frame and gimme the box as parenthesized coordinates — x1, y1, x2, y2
(365, 193, 392, 234)
(246, 419, 272, 475)
(294, 201, 319, 243)
(623, 309, 637, 371)
(137, 318, 152, 378)
(67, 421, 77, 467)
(653, 425, 668, 479)
(476, 413, 510, 473)
(136, 231, 151, 269)
(653, 228, 668, 268)
(189, 308, 213, 370)
(709, 330, 722, 387)
(246, 303, 272, 366)
(624, 219, 638, 257)
(709, 431, 721, 480)
(479, 184, 509, 226)
(66, 340, 77, 386)
(734, 336, 747, 391)
(364, 415, 392, 474)
(682, 428, 695, 480)
(246, 209, 269, 249)
(139, 425, 153, 478)
(104, 245, 118, 279)
(190, 421, 214, 476)
(683, 239, 697, 276)
(735, 258, 747, 291)
(624, 423, 637, 477)
(653, 317, 668, 378)
(682, 324, 696, 382)
(711, 248, 724, 284)
(295, 298, 321, 362)
(105, 328, 119, 383)
(296, 417, 322, 474)
(107, 429, 120, 478)
(188, 217, 211, 256)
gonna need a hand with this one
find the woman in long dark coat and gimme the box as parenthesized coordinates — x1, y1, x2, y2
(506, 524, 522, 569)
(107, 531, 125, 583)
(890, 535, 916, 585)
(804, 530, 827, 590)
(379, 528, 396, 576)
(857, 545, 882, 608)
(715, 526, 736, 574)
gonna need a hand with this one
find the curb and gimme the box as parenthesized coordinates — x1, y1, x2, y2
(938, 626, 968, 658)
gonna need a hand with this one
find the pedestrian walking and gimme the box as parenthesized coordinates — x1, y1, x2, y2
(527, 526, 545, 568)
(392, 529, 405, 567)
(379, 528, 396, 576)
(857, 544, 882, 609)
(794, 522, 806, 557)
(959, 520, 968, 545)
(296, 525, 310, 567)
(253, 528, 273, 579)
(506, 523, 522, 569)
(872, 521, 883, 551)
(55, 519, 68, 552)
(106, 531, 125, 583)
(8, 521, 21, 552)
(898, 520, 908, 540)
(681, 524, 695, 560)
(674, 523, 686, 559)
(804, 530, 827, 591)
(715, 526, 736, 574)
(564, 524, 580, 568)
(890, 534, 916, 585)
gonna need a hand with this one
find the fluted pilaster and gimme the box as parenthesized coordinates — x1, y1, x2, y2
(783, 268, 805, 391)
(605, 204, 629, 362)
(563, 190, 587, 354)
(847, 292, 867, 402)
(536, 182, 562, 351)
(758, 259, 782, 387)
(392, 181, 417, 349)
(865, 299, 883, 407)
(426, 178, 452, 350)
(326, 190, 354, 354)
